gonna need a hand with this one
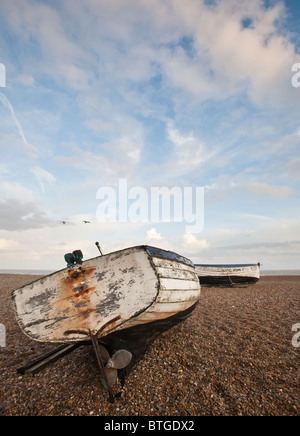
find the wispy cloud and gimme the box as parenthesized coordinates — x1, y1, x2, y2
(31, 167, 56, 193)
(0, 0, 299, 269)
(246, 182, 293, 198)
(0, 91, 38, 158)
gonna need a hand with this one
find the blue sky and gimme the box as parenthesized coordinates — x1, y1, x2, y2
(0, 0, 299, 270)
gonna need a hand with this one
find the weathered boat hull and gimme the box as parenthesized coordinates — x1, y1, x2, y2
(195, 263, 260, 287)
(12, 246, 201, 343)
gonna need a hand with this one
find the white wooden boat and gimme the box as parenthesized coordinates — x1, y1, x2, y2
(195, 263, 260, 287)
(12, 245, 200, 344)
(12, 245, 200, 401)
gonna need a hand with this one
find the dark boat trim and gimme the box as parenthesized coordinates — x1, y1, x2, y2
(199, 275, 259, 287)
(146, 246, 194, 267)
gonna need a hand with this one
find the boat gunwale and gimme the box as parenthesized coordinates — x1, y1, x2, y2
(12, 245, 195, 299)
(195, 263, 260, 268)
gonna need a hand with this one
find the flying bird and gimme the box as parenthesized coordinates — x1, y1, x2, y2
(83, 220, 91, 224)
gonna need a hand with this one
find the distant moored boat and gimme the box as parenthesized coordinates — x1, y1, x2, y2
(194, 263, 260, 287)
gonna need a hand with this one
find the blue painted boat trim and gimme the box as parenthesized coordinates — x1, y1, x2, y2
(145, 246, 194, 267)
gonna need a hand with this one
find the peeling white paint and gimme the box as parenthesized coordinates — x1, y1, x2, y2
(12, 246, 201, 343)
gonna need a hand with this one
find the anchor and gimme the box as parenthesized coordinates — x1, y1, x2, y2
(17, 316, 133, 404)
(64, 316, 132, 404)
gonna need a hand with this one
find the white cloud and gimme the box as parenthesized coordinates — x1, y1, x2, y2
(162, 0, 299, 107)
(54, 119, 144, 181)
(166, 122, 216, 177)
(4, 0, 298, 108)
(0, 198, 56, 231)
(182, 232, 209, 254)
(85, 119, 115, 133)
(246, 182, 293, 198)
(0, 181, 35, 202)
(204, 177, 294, 203)
(0, 238, 20, 251)
(285, 157, 300, 180)
(0, 0, 299, 271)
(196, 216, 300, 268)
(2, 0, 93, 90)
(16, 73, 35, 86)
(146, 227, 163, 241)
(54, 144, 134, 180)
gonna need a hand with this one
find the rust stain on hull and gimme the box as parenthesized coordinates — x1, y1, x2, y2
(51, 266, 97, 340)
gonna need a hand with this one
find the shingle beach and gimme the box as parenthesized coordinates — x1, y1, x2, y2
(0, 274, 299, 416)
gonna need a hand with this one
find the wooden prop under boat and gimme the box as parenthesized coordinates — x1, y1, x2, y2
(194, 263, 260, 287)
(12, 245, 201, 402)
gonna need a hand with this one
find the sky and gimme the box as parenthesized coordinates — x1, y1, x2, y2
(0, 0, 299, 271)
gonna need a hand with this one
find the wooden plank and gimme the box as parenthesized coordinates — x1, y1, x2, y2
(17, 344, 80, 375)
(151, 257, 195, 273)
(156, 289, 200, 303)
(159, 277, 200, 290)
(155, 266, 197, 280)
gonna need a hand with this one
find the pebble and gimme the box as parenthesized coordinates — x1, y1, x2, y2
(0, 274, 299, 416)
